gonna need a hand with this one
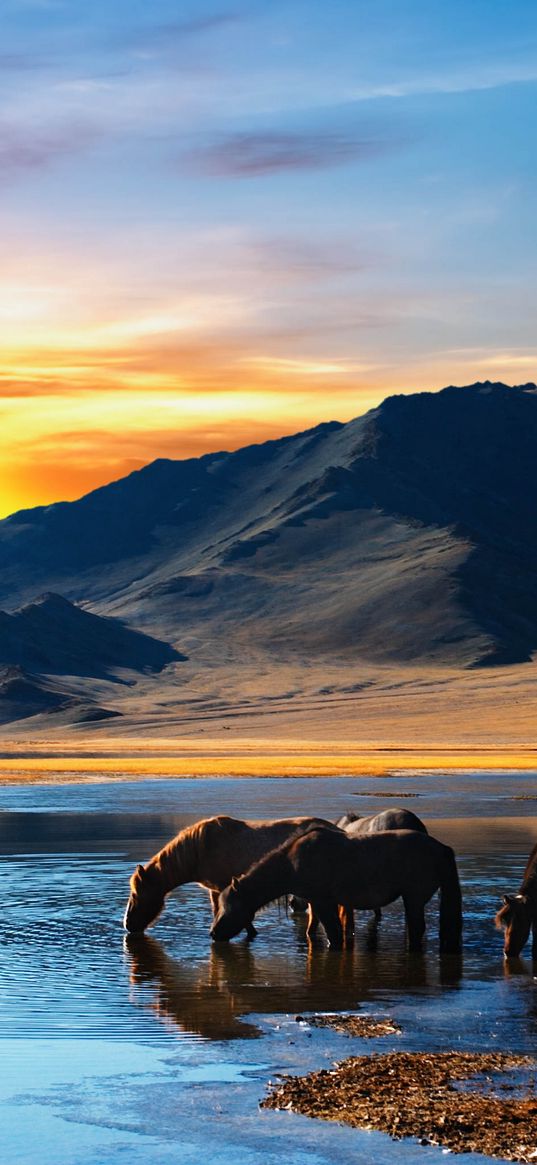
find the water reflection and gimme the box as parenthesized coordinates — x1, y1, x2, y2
(126, 935, 261, 1039)
(124, 931, 464, 1042)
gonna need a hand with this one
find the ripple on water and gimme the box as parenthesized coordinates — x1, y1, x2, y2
(1, 786, 537, 1165)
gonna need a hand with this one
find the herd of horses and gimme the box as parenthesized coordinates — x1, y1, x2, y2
(123, 807, 537, 959)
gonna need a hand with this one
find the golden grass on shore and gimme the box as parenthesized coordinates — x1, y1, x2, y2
(0, 737, 535, 782)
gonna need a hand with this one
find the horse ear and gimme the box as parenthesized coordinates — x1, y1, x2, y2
(503, 894, 514, 906)
(134, 864, 146, 884)
(231, 876, 240, 891)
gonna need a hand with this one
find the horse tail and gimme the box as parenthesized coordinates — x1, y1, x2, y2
(439, 846, 463, 954)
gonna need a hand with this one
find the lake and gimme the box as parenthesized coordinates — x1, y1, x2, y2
(0, 772, 536, 1165)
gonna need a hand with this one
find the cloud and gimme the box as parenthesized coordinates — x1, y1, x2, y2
(0, 52, 52, 72)
(124, 11, 240, 49)
(0, 121, 99, 177)
(186, 128, 403, 177)
(348, 61, 537, 102)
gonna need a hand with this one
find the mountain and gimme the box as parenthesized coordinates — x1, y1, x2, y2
(0, 593, 184, 677)
(0, 666, 122, 725)
(0, 382, 536, 725)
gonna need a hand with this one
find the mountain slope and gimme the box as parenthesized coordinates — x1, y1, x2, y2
(0, 666, 122, 725)
(0, 382, 536, 673)
(0, 593, 184, 677)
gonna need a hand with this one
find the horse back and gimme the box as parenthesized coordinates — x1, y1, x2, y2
(344, 808, 427, 836)
(291, 827, 451, 908)
(196, 815, 334, 890)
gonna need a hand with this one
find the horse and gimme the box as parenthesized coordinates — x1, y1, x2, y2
(495, 841, 537, 958)
(339, 808, 428, 836)
(210, 826, 462, 954)
(290, 808, 428, 927)
(124, 814, 338, 938)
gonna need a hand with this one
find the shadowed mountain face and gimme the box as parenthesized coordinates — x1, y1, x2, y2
(0, 383, 536, 671)
(0, 667, 122, 725)
(0, 593, 184, 678)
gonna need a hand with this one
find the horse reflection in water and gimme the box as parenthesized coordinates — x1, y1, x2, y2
(125, 931, 461, 1043)
(125, 934, 261, 1039)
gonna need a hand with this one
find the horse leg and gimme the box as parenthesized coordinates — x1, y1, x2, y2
(313, 899, 344, 950)
(403, 897, 426, 952)
(373, 908, 382, 923)
(306, 903, 319, 941)
(339, 904, 354, 946)
(532, 918, 537, 961)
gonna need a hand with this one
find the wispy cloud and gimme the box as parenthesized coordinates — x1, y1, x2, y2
(346, 61, 537, 102)
(0, 120, 99, 177)
(186, 128, 403, 177)
(121, 10, 240, 51)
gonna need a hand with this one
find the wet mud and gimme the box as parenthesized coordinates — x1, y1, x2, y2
(297, 1013, 402, 1037)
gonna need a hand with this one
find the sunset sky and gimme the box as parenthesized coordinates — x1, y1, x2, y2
(1, 0, 536, 518)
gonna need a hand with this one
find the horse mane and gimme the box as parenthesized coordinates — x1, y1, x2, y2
(147, 816, 245, 890)
(494, 902, 510, 930)
(234, 835, 297, 912)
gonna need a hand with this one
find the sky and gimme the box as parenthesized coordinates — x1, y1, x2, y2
(1, 0, 536, 518)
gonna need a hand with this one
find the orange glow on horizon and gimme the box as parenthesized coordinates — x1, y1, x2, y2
(1, 249, 534, 519)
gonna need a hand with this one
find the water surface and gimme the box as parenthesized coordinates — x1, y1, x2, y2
(1, 775, 536, 1164)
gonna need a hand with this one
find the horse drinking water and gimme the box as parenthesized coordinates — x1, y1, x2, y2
(211, 826, 462, 953)
(124, 814, 336, 937)
(495, 841, 537, 958)
(290, 807, 428, 927)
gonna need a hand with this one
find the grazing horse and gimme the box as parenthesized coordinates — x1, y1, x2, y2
(124, 814, 336, 938)
(211, 826, 462, 953)
(290, 808, 428, 927)
(495, 842, 537, 958)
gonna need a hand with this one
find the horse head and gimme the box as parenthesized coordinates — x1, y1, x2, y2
(210, 878, 254, 942)
(124, 863, 166, 933)
(495, 893, 532, 958)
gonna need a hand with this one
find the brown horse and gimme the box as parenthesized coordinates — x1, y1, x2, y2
(211, 826, 462, 953)
(124, 814, 336, 937)
(495, 842, 537, 958)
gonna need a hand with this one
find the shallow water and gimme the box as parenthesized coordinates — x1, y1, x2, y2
(1, 775, 536, 1164)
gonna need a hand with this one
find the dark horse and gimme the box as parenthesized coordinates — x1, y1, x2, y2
(290, 808, 428, 926)
(211, 826, 462, 953)
(124, 814, 336, 938)
(495, 841, 537, 958)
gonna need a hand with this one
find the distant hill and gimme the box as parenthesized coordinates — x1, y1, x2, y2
(0, 592, 184, 677)
(0, 382, 535, 710)
(0, 666, 122, 725)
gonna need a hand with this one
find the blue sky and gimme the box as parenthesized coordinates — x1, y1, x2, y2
(1, 0, 536, 513)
